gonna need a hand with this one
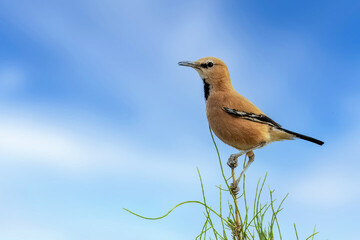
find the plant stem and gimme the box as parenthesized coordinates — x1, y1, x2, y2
(209, 128, 242, 239)
(231, 166, 241, 239)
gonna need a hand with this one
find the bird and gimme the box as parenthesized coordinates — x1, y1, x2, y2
(178, 57, 323, 180)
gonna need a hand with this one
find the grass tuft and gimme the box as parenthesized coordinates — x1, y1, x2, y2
(124, 128, 319, 239)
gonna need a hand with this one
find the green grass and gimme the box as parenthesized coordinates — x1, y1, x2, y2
(124, 128, 319, 240)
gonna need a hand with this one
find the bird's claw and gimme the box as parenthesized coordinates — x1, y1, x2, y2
(227, 154, 239, 168)
(230, 182, 240, 195)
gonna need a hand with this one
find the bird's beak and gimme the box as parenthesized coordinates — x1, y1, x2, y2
(178, 61, 198, 68)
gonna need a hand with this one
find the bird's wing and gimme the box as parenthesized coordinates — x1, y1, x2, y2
(223, 107, 282, 128)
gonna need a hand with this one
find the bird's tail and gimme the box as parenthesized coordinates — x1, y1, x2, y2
(279, 128, 324, 145)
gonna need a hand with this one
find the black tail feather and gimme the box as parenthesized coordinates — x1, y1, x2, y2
(280, 128, 324, 146)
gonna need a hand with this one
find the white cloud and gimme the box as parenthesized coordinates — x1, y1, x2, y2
(0, 221, 65, 240)
(0, 108, 213, 184)
(293, 169, 360, 207)
(0, 118, 91, 169)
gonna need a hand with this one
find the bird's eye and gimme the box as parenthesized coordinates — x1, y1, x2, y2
(207, 62, 214, 67)
(200, 63, 207, 68)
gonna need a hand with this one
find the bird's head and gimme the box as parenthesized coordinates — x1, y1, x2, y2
(178, 57, 232, 90)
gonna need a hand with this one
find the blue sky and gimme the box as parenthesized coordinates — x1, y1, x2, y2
(0, 0, 359, 239)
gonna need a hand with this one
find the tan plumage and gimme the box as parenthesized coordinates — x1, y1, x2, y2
(179, 57, 323, 173)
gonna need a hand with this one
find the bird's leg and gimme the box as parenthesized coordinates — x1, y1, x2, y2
(235, 142, 266, 184)
(236, 151, 255, 184)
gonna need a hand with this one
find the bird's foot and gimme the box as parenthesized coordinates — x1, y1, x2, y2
(230, 182, 240, 195)
(227, 154, 240, 168)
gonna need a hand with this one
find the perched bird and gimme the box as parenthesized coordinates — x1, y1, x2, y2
(178, 57, 323, 178)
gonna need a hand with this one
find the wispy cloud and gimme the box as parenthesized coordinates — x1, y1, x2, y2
(293, 168, 360, 206)
(0, 107, 213, 184)
(0, 222, 65, 240)
(0, 117, 91, 170)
